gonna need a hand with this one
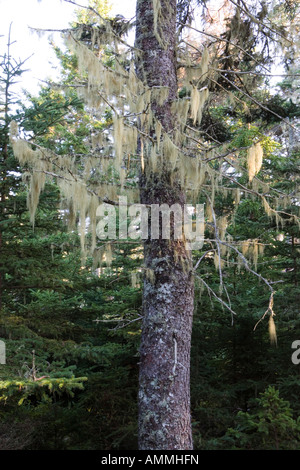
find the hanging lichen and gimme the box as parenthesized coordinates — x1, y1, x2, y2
(125, 125, 138, 156)
(214, 251, 224, 270)
(163, 133, 178, 170)
(190, 86, 200, 125)
(269, 314, 277, 346)
(252, 239, 259, 271)
(198, 47, 210, 84)
(234, 188, 241, 205)
(217, 215, 228, 241)
(9, 124, 51, 227)
(113, 114, 124, 169)
(153, 0, 163, 45)
(247, 142, 263, 182)
(262, 196, 273, 218)
(241, 239, 250, 256)
(155, 119, 162, 150)
(150, 143, 159, 172)
(190, 86, 209, 125)
(172, 98, 190, 131)
(206, 202, 214, 223)
(131, 270, 140, 288)
(89, 194, 100, 254)
(145, 268, 155, 285)
(26, 169, 46, 227)
(105, 242, 113, 267)
(151, 86, 169, 107)
(11, 138, 36, 166)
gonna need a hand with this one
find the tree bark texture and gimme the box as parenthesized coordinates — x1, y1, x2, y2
(135, 0, 194, 450)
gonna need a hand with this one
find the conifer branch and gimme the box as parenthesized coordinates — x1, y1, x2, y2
(179, 22, 272, 72)
(219, 73, 296, 129)
(229, 0, 292, 44)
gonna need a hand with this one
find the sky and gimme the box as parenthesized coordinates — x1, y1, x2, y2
(0, 0, 136, 95)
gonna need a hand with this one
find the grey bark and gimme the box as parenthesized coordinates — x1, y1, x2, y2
(135, 0, 194, 450)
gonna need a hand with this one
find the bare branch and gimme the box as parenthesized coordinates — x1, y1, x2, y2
(194, 274, 237, 324)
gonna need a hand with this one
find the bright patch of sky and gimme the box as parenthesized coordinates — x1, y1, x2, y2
(0, 0, 136, 96)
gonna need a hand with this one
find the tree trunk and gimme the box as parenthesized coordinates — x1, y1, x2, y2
(135, 0, 194, 450)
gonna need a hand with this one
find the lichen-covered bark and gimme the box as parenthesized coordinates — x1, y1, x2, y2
(135, 0, 194, 450)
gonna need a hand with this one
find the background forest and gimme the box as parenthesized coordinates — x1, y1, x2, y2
(0, 0, 299, 450)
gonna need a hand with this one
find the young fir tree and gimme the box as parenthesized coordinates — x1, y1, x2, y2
(10, 0, 300, 450)
(223, 386, 300, 450)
